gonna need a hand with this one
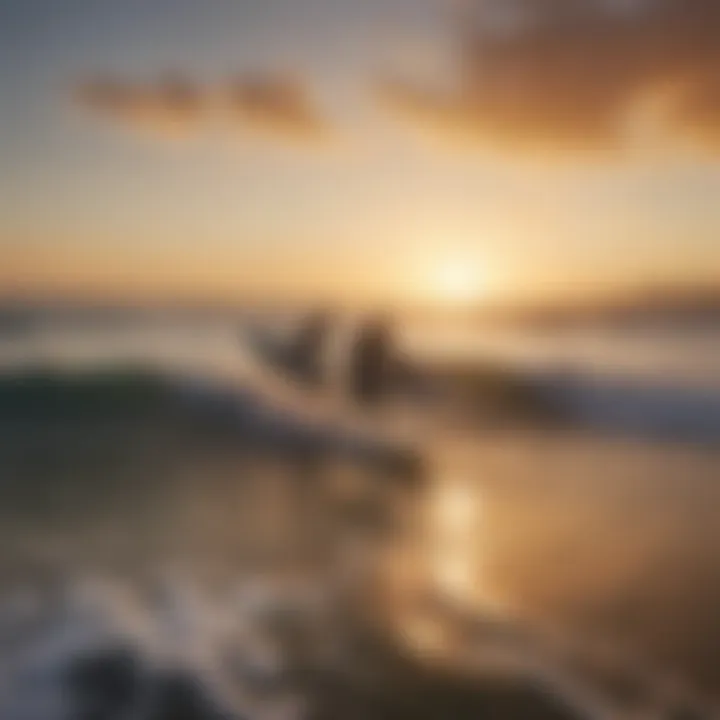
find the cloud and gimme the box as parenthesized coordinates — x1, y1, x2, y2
(75, 76, 206, 138)
(378, 0, 720, 155)
(227, 75, 330, 141)
(75, 74, 331, 144)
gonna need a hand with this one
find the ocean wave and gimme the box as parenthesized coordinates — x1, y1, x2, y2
(0, 366, 421, 475)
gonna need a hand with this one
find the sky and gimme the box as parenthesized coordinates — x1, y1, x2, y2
(2, 0, 720, 308)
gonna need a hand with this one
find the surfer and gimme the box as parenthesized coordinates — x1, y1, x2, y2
(349, 316, 394, 407)
(244, 310, 401, 407)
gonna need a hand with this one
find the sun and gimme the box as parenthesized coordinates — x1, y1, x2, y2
(431, 259, 487, 305)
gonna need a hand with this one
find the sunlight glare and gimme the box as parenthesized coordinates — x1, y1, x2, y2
(431, 258, 488, 305)
(431, 478, 483, 603)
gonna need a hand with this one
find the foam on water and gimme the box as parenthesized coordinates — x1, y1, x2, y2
(0, 569, 717, 720)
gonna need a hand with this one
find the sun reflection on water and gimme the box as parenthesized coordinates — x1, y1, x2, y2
(424, 441, 499, 607)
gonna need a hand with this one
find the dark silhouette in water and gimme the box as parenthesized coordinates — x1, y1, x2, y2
(349, 317, 394, 406)
(245, 311, 419, 410)
(246, 311, 396, 407)
(291, 310, 332, 388)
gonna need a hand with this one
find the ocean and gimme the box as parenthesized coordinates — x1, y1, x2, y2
(0, 309, 719, 719)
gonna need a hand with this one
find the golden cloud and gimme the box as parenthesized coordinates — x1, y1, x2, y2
(379, 0, 720, 155)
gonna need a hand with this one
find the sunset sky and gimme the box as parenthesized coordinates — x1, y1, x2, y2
(2, 0, 720, 307)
